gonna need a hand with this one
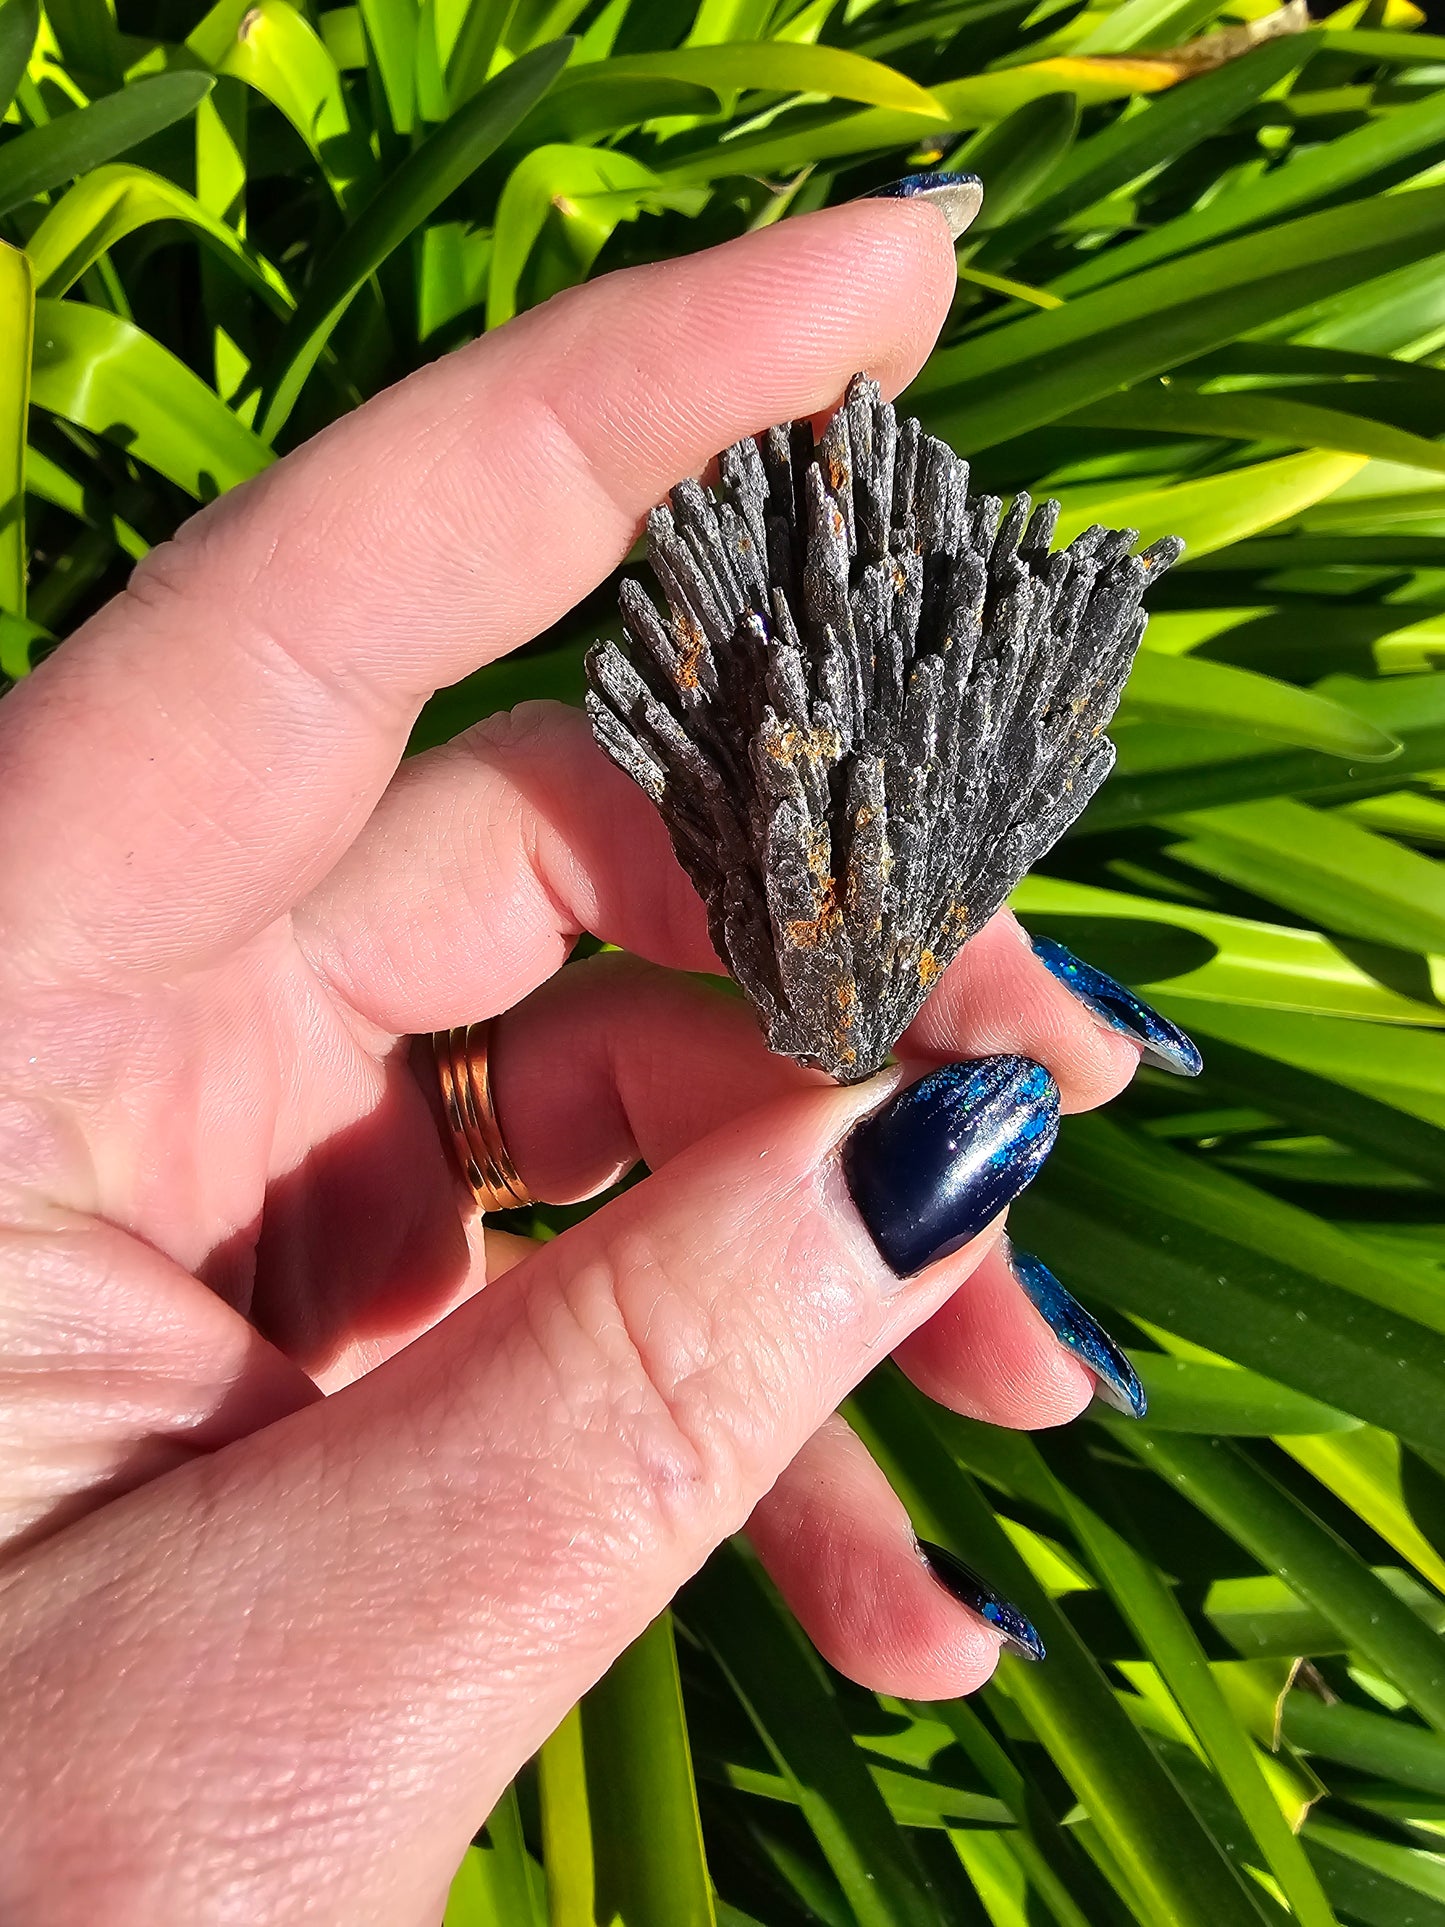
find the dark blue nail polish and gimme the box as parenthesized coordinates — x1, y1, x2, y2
(919, 1540, 1045, 1661)
(843, 1056, 1059, 1278)
(1009, 1246, 1147, 1419)
(857, 170, 983, 240)
(1031, 936, 1202, 1077)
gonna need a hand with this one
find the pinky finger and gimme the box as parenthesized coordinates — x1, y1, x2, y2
(745, 1413, 1043, 1700)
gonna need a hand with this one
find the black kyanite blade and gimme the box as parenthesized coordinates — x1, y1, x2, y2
(585, 373, 1183, 1083)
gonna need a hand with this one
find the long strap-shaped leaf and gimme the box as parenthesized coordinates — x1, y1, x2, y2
(1081, 671, 1445, 830)
(1056, 84, 1445, 297)
(1045, 1438, 1339, 1927)
(580, 1611, 716, 1927)
(979, 36, 1314, 267)
(444, 1785, 545, 1926)
(255, 37, 572, 442)
(684, 1541, 943, 1927)
(0, 238, 31, 620)
(917, 188, 1445, 451)
(851, 1370, 1275, 1927)
(0, 71, 212, 220)
(31, 298, 271, 496)
(1164, 796, 1445, 956)
(25, 162, 293, 306)
(1011, 1112, 1445, 1453)
(0, 0, 37, 120)
(1125, 1433, 1445, 1730)
(908, 1695, 1126, 1927)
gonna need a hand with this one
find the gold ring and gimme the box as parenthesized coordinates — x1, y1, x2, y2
(432, 1023, 533, 1212)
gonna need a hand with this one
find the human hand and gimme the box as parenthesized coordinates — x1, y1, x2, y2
(0, 202, 1165, 1922)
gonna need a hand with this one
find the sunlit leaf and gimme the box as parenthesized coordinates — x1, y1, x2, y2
(25, 162, 292, 305)
(257, 38, 571, 440)
(30, 297, 271, 494)
(212, 0, 375, 207)
(0, 70, 212, 220)
(0, 238, 31, 618)
(0, 0, 38, 119)
(920, 189, 1445, 451)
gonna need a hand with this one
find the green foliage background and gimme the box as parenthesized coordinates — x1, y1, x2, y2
(6, 0, 1445, 1920)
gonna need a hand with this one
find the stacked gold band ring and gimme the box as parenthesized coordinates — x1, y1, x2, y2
(432, 1023, 533, 1212)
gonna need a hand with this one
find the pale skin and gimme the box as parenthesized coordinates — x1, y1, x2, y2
(0, 202, 1147, 1923)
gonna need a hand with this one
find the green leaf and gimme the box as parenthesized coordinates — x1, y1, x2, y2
(1282, 1430, 1445, 1598)
(0, 0, 38, 119)
(538, 1705, 594, 1927)
(30, 297, 271, 495)
(572, 40, 949, 119)
(24, 443, 146, 561)
(952, 93, 1080, 236)
(1073, 384, 1445, 477)
(25, 162, 292, 305)
(511, 68, 721, 145)
(580, 1614, 716, 1927)
(1014, 1111, 1445, 1448)
(982, 37, 1316, 266)
(1188, 1030, 1445, 1191)
(1137, 1360, 1358, 1437)
(1283, 1691, 1445, 1796)
(45, 0, 118, 90)
(1058, 85, 1445, 298)
(0, 70, 213, 221)
(446, 0, 517, 108)
(851, 1369, 1275, 1927)
(659, 61, 1171, 187)
(0, 238, 31, 618)
(1307, 1819, 1445, 1927)
(917, 188, 1445, 453)
(698, 1749, 1012, 1830)
(1047, 1444, 1339, 1927)
(685, 1541, 941, 1927)
(1123, 645, 1402, 760)
(1061, 450, 1371, 557)
(0, 605, 47, 681)
(1015, 874, 1445, 1027)
(444, 1788, 544, 1925)
(906, 1697, 1110, 1927)
(487, 143, 688, 327)
(1202, 1569, 1445, 1661)
(1320, 27, 1445, 65)
(1084, 672, 1445, 828)
(1124, 1432, 1445, 1732)
(1072, 0, 1224, 53)
(257, 38, 572, 441)
(357, 0, 416, 133)
(1165, 796, 1445, 956)
(214, 0, 375, 208)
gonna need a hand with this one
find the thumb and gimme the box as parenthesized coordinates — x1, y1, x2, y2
(4, 1055, 1056, 1924)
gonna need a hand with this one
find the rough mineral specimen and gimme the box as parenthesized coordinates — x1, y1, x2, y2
(585, 373, 1183, 1083)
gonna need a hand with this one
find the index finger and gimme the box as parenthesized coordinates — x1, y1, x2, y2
(0, 203, 956, 986)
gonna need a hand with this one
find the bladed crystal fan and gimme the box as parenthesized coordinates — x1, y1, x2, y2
(585, 374, 1182, 1082)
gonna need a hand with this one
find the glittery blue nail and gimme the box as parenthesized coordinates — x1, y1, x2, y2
(843, 1057, 1059, 1278)
(1031, 937, 1202, 1077)
(856, 170, 983, 240)
(1010, 1246, 1146, 1419)
(919, 1540, 1045, 1661)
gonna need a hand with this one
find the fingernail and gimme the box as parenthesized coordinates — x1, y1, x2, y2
(919, 1540, 1045, 1661)
(843, 1056, 1059, 1279)
(1009, 1245, 1147, 1419)
(1031, 936, 1202, 1078)
(857, 169, 984, 242)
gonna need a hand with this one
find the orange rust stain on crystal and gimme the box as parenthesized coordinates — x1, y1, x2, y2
(673, 621, 707, 691)
(918, 949, 940, 988)
(786, 903, 842, 949)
